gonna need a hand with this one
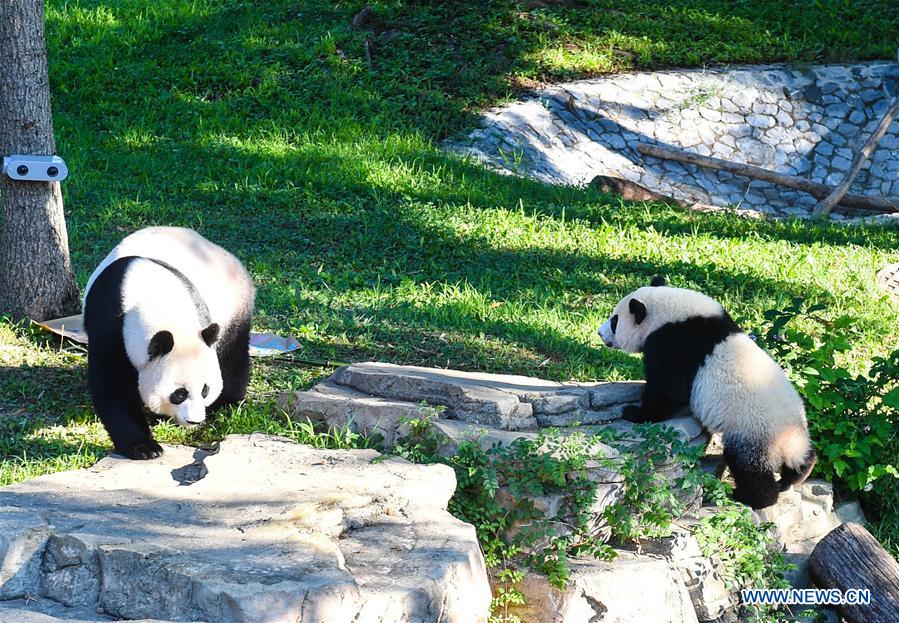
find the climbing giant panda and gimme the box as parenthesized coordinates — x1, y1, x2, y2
(84, 227, 255, 459)
(596, 276, 816, 509)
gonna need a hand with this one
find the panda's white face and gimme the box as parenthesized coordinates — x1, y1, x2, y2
(138, 332, 223, 426)
(597, 292, 652, 354)
(598, 280, 724, 354)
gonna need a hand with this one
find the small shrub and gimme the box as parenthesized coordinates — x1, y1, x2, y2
(448, 431, 617, 592)
(751, 298, 899, 552)
(694, 507, 796, 622)
(391, 417, 746, 620)
(392, 403, 445, 463)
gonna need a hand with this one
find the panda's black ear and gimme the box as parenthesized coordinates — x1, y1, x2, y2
(148, 331, 174, 359)
(650, 275, 666, 287)
(201, 323, 220, 346)
(629, 298, 647, 324)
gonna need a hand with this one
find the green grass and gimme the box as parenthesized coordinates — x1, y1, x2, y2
(1, 0, 897, 550)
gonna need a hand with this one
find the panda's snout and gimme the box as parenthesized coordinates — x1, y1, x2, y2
(174, 404, 207, 427)
(598, 329, 613, 347)
(597, 321, 615, 348)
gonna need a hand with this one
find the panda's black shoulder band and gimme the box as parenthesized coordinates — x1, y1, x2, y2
(139, 257, 212, 327)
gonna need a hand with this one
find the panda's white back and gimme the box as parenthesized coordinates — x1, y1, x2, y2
(691, 333, 806, 437)
(84, 226, 254, 328)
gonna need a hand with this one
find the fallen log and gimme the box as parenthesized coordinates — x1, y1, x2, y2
(588, 174, 764, 218)
(636, 143, 899, 214)
(813, 97, 899, 218)
(589, 174, 675, 203)
(808, 522, 899, 623)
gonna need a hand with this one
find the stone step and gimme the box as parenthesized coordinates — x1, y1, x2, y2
(277, 380, 427, 447)
(279, 364, 647, 445)
(503, 552, 699, 623)
(328, 362, 643, 430)
(278, 364, 711, 544)
(0, 435, 491, 623)
(0, 598, 179, 622)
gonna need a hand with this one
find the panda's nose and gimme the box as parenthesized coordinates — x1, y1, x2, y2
(183, 410, 206, 425)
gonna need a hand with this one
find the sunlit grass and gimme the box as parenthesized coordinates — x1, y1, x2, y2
(0, 0, 895, 550)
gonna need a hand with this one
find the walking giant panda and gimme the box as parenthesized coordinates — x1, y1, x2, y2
(597, 276, 816, 509)
(84, 227, 255, 459)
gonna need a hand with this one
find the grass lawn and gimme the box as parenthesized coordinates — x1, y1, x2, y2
(1, 0, 898, 552)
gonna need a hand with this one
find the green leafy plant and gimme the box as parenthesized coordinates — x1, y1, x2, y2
(752, 299, 898, 551)
(694, 507, 794, 622)
(596, 423, 726, 539)
(392, 403, 445, 463)
(392, 417, 741, 620)
(448, 431, 617, 591)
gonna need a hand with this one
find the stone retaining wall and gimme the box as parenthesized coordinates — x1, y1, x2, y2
(447, 62, 899, 217)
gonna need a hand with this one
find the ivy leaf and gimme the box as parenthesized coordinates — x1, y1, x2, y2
(882, 387, 899, 410)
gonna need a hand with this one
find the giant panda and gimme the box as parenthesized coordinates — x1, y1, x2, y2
(84, 227, 255, 460)
(597, 276, 816, 509)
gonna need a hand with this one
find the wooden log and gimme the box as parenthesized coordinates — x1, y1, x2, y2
(808, 522, 899, 623)
(636, 143, 899, 214)
(589, 175, 679, 203)
(813, 97, 899, 218)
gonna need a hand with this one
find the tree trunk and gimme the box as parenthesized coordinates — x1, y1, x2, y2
(0, 0, 79, 321)
(808, 522, 899, 623)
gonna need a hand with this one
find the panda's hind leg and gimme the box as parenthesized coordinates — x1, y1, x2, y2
(778, 446, 817, 492)
(723, 434, 780, 510)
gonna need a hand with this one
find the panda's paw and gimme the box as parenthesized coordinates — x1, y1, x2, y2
(128, 441, 165, 460)
(622, 405, 646, 423)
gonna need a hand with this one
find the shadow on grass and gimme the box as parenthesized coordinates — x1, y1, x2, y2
(25, 0, 897, 399)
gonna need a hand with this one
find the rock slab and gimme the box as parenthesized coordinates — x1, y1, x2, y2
(279, 362, 644, 439)
(507, 552, 699, 623)
(0, 435, 491, 623)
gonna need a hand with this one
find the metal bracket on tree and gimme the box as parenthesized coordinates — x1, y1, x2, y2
(2, 154, 68, 182)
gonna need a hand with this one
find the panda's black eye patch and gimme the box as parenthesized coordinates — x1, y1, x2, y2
(170, 388, 188, 405)
(610, 314, 618, 333)
(202, 384, 209, 398)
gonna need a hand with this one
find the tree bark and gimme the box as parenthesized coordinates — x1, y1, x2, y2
(636, 143, 899, 214)
(808, 522, 899, 623)
(0, 0, 79, 321)
(812, 97, 899, 219)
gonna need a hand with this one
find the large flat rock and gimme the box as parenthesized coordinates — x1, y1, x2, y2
(0, 435, 491, 623)
(277, 363, 709, 560)
(281, 362, 643, 434)
(506, 552, 698, 623)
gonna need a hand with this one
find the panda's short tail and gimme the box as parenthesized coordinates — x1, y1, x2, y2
(778, 446, 817, 492)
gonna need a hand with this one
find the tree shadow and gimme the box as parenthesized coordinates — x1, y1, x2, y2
(29, 0, 898, 399)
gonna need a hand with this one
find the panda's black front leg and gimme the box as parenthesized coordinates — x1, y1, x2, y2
(98, 400, 163, 460)
(622, 387, 683, 423)
(87, 341, 162, 460)
(90, 385, 162, 460)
